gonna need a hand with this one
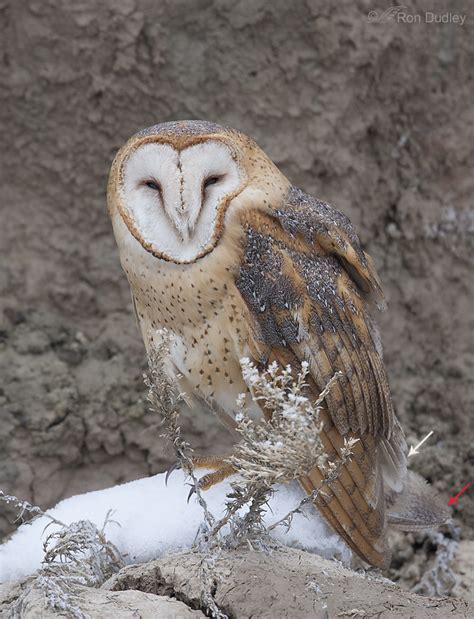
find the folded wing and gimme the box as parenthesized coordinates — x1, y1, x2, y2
(233, 187, 407, 567)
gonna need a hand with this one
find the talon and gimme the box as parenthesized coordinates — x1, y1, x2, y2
(165, 461, 181, 486)
(198, 474, 211, 491)
(187, 483, 197, 503)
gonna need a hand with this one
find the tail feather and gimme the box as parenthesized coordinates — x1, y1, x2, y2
(299, 471, 390, 568)
(299, 417, 391, 569)
(387, 470, 451, 531)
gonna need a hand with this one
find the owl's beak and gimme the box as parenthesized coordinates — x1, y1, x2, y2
(178, 224, 190, 242)
(166, 181, 201, 242)
(172, 194, 200, 242)
(172, 213, 192, 242)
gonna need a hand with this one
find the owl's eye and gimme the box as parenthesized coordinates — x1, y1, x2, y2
(145, 180, 161, 192)
(203, 175, 221, 189)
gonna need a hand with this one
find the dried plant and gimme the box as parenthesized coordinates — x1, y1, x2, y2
(31, 513, 124, 618)
(221, 359, 357, 544)
(145, 337, 356, 616)
(145, 329, 224, 618)
(41, 512, 124, 585)
(0, 493, 124, 619)
(0, 491, 62, 527)
(231, 359, 345, 484)
(145, 329, 216, 530)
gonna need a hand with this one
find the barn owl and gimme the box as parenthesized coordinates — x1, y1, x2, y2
(107, 120, 448, 569)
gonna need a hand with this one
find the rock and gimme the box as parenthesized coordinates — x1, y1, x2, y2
(104, 547, 473, 618)
(2, 546, 472, 617)
(0, 580, 204, 618)
(452, 540, 474, 602)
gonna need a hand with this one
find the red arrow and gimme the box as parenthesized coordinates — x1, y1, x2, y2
(448, 482, 471, 506)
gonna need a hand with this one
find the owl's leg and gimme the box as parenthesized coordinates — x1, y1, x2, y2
(165, 455, 232, 485)
(191, 456, 237, 491)
(191, 455, 231, 471)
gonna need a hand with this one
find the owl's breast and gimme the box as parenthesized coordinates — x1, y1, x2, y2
(132, 257, 262, 426)
(169, 317, 261, 425)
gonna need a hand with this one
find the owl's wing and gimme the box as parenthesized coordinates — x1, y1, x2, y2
(232, 187, 406, 568)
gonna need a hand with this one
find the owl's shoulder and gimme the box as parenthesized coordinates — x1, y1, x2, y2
(274, 186, 364, 260)
(238, 185, 384, 308)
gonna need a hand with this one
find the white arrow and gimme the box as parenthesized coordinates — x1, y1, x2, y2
(408, 430, 434, 457)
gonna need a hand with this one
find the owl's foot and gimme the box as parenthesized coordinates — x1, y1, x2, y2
(186, 459, 237, 502)
(164, 455, 233, 486)
(195, 462, 236, 490)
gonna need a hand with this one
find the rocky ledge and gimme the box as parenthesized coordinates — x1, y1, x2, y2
(2, 546, 472, 618)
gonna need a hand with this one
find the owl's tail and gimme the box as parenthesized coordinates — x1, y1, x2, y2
(299, 438, 450, 569)
(386, 470, 450, 531)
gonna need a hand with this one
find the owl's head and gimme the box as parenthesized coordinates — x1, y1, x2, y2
(107, 120, 286, 264)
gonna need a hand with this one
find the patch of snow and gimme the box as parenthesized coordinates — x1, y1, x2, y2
(0, 470, 351, 582)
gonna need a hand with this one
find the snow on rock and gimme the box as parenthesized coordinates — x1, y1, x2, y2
(0, 470, 350, 582)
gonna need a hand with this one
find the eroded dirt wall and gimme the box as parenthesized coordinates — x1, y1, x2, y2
(0, 0, 472, 542)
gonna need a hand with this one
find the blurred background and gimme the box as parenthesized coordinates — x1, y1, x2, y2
(0, 0, 472, 580)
